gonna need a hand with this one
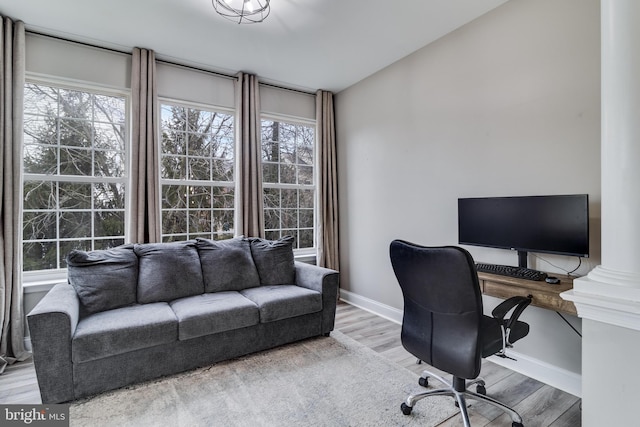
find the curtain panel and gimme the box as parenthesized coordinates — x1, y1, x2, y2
(236, 72, 264, 238)
(316, 90, 340, 271)
(130, 47, 161, 243)
(0, 16, 30, 374)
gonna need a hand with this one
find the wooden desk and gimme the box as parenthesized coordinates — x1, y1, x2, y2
(477, 272, 576, 316)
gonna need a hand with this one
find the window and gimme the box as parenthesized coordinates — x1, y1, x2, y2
(22, 82, 127, 272)
(160, 102, 235, 242)
(261, 117, 315, 250)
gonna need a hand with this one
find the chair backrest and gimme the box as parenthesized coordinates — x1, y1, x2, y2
(389, 240, 483, 379)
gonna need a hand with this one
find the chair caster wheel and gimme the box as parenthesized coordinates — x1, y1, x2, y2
(476, 384, 486, 395)
(400, 403, 413, 415)
(418, 377, 428, 387)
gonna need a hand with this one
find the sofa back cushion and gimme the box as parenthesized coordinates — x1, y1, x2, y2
(67, 245, 138, 314)
(249, 236, 296, 285)
(135, 241, 204, 303)
(196, 237, 260, 292)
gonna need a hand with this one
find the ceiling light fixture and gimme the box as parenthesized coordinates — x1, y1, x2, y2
(212, 0, 271, 24)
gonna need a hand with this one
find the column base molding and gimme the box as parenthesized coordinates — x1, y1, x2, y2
(561, 266, 640, 331)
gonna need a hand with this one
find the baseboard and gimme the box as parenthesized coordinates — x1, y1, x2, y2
(487, 351, 581, 397)
(339, 289, 582, 398)
(339, 289, 403, 325)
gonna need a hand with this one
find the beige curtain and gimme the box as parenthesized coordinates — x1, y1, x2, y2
(0, 16, 29, 374)
(236, 72, 264, 238)
(130, 47, 160, 243)
(316, 90, 340, 270)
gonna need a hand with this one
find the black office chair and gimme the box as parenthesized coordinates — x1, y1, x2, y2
(389, 240, 532, 427)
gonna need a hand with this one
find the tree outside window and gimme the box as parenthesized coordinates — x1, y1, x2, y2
(22, 83, 127, 272)
(261, 118, 315, 250)
(160, 102, 235, 242)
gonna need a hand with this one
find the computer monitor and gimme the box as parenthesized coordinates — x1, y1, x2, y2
(458, 194, 589, 268)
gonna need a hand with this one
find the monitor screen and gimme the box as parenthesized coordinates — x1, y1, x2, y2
(458, 194, 589, 258)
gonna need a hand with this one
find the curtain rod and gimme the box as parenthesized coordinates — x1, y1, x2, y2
(26, 29, 317, 96)
(259, 81, 316, 97)
(26, 29, 130, 56)
(154, 58, 236, 82)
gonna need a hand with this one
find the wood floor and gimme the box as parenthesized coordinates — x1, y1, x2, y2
(0, 301, 581, 426)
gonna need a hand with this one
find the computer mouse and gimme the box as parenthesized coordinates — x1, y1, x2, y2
(545, 276, 560, 284)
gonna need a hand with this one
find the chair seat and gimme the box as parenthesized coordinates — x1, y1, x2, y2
(480, 315, 530, 358)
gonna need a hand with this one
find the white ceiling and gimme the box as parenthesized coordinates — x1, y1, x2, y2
(0, 0, 509, 92)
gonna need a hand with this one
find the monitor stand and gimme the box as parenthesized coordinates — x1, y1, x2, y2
(517, 250, 528, 268)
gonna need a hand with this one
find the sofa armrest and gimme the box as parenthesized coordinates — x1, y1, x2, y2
(295, 261, 339, 335)
(27, 283, 80, 403)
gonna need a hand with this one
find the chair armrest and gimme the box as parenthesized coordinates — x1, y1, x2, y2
(27, 283, 80, 403)
(491, 295, 532, 331)
(491, 296, 531, 320)
(295, 261, 340, 335)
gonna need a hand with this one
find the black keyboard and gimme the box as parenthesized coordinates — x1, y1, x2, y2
(475, 263, 548, 281)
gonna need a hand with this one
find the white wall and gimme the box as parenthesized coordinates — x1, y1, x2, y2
(335, 0, 600, 391)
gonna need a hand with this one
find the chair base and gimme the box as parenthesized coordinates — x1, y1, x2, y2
(401, 369, 524, 427)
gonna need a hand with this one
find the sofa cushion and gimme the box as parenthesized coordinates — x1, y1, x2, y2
(240, 285, 322, 323)
(170, 291, 259, 340)
(196, 237, 260, 292)
(72, 303, 177, 363)
(249, 236, 295, 285)
(135, 241, 205, 304)
(66, 245, 138, 314)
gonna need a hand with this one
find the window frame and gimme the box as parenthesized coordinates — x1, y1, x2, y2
(158, 97, 237, 242)
(260, 113, 317, 256)
(22, 76, 131, 285)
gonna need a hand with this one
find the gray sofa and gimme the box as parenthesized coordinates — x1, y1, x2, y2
(27, 236, 339, 404)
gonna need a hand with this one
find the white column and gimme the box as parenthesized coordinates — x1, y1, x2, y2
(563, 0, 640, 328)
(600, 0, 640, 275)
(561, 0, 640, 425)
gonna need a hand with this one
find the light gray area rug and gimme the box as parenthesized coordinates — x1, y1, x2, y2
(70, 331, 457, 426)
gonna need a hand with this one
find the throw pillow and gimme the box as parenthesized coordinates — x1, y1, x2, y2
(249, 235, 295, 285)
(135, 240, 205, 304)
(67, 245, 138, 314)
(196, 237, 261, 292)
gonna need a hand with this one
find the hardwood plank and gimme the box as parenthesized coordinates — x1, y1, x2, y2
(515, 385, 580, 426)
(550, 400, 582, 427)
(437, 409, 493, 427)
(0, 359, 41, 404)
(469, 372, 544, 422)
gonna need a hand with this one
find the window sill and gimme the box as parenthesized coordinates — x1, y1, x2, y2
(295, 252, 317, 265)
(23, 281, 62, 294)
